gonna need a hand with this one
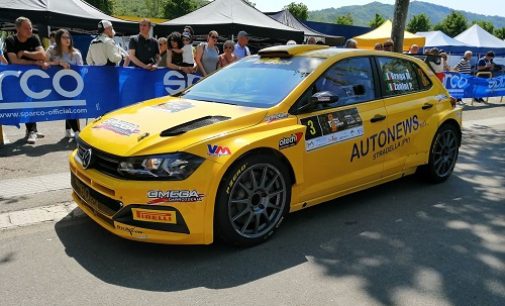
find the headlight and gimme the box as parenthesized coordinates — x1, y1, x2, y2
(117, 153, 204, 180)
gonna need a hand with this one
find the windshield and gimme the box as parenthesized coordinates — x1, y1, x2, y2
(182, 56, 323, 108)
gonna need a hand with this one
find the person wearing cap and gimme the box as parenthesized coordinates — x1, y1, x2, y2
(86, 20, 123, 66)
(475, 51, 496, 102)
(180, 31, 195, 68)
(128, 18, 159, 71)
(4, 16, 49, 144)
(234, 30, 251, 60)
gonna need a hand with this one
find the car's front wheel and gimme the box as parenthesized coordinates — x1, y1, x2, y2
(215, 155, 291, 247)
(420, 123, 460, 183)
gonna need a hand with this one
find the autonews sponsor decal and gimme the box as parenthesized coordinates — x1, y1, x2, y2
(301, 108, 363, 151)
(150, 100, 193, 113)
(93, 118, 140, 136)
(279, 132, 303, 150)
(207, 144, 231, 157)
(147, 190, 204, 203)
(350, 115, 420, 162)
(132, 208, 177, 224)
(264, 113, 289, 123)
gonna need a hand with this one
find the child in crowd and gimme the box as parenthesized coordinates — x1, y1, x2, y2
(181, 32, 194, 67)
(172, 32, 194, 68)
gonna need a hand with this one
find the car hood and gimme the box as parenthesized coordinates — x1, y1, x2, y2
(79, 97, 266, 156)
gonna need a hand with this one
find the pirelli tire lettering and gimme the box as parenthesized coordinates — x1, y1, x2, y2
(351, 115, 420, 162)
(226, 163, 247, 194)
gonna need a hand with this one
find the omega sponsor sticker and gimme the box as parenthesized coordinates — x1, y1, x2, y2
(350, 115, 420, 162)
(150, 100, 193, 113)
(131, 208, 177, 224)
(147, 190, 204, 204)
(93, 118, 140, 136)
(264, 113, 289, 123)
(279, 132, 303, 150)
(115, 224, 145, 236)
(301, 108, 363, 151)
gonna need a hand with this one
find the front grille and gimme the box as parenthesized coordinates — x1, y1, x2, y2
(71, 173, 122, 217)
(77, 140, 122, 178)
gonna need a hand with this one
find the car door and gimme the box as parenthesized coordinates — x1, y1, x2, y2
(294, 56, 388, 202)
(376, 56, 436, 177)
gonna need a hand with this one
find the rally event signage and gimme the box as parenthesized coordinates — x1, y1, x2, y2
(0, 65, 201, 125)
(443, 72, 505, 99)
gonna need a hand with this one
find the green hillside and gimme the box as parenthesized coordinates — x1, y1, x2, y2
(309, 1, 505, 29)
(113, 0, 210, 18)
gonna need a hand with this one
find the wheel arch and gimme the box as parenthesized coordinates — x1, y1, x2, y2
(439, 118, 462, 146)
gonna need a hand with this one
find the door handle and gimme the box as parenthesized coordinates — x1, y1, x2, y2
(422, 103, 434, 110)
(370, 114, 386, 123)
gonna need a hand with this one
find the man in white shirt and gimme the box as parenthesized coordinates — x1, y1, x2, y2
(86, 20, 123, 66)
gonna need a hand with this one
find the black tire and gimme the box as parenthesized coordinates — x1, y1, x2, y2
(419, 123, 460, 183)
(215, 155, 291, 247)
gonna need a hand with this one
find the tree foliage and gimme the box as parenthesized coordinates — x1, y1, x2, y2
(85, 0, 114, 15)
(335, 13, 353, 25)
(433, 11, 468, 37)
(284, 2, 309, 21)
(369, 13, 386, 29)
(472, 20, 494, 34)
(407, 13, 431, 33)
(144, 0, 164, 17)
(495, 27, 505, 40)
(163, 0, 196, 19)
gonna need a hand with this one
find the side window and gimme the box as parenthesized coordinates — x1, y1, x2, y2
(314, 57, 376, 107)
(411, 62, 432, 90)
(378, 57, 423, 97)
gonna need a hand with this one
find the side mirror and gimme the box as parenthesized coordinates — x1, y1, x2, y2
(310, 91, 339, 104)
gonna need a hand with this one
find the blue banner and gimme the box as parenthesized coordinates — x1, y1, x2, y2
(443, 72, 505, 99)
(0, 65, 201, 125)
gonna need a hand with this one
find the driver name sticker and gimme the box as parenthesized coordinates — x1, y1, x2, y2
(300, 108, 363, 151)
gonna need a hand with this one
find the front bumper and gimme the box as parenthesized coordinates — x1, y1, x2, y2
(69, 150, 215, 245)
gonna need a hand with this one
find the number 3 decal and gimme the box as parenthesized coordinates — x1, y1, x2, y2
(307, 120, 316, 135)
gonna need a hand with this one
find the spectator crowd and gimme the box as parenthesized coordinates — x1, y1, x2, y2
(1, 16, 503, 145)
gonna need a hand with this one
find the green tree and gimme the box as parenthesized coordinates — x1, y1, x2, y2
(406, 13, 431, 33)
(472, 20, 494, 34)
(335, 13, 353, 25)
(495, 27, 505, 40)
(369, 13, 386, 29)
(433, 11, 468, 37)
(144, 0, 165, 18)
(284, 2, 309, 21)
(163, 0, 196, 19)
(391, 0, 410, 53)
(85, 0, 114, 15)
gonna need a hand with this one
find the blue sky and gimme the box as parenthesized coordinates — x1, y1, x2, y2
(253, 0, 505, 18)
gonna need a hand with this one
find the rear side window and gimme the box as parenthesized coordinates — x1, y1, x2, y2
(314, 57, 376, 106)
(378, 57, 429, 97)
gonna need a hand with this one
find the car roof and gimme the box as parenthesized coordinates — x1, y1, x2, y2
(258, 45, 425, 63)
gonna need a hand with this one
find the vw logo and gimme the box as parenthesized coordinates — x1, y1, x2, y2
(81, 148, 93, 169)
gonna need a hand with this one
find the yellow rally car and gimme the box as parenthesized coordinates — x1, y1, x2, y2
(69, 45, 462, 246)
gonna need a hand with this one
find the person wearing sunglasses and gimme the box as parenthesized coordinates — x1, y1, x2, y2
(218, 40, 237, 68)
(127, 18, 159, 71)
(47, 29, 83, 140)
(195, 30, 220, 77)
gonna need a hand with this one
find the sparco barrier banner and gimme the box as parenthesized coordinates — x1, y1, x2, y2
(0, 65, 201, 125)
(443, 72, 505, 99)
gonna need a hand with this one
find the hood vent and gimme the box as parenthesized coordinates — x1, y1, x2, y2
(160, 116, 231, 137)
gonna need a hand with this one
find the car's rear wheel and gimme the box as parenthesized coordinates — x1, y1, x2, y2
(215, 155, 291, 247)
(420, 124, 460, 183)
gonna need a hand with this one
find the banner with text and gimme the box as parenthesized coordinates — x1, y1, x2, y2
(443, 72, 505, 99)
(0, 65, 201, 125)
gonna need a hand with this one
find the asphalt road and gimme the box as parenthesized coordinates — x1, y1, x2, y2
(0, 100, 504, 305)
